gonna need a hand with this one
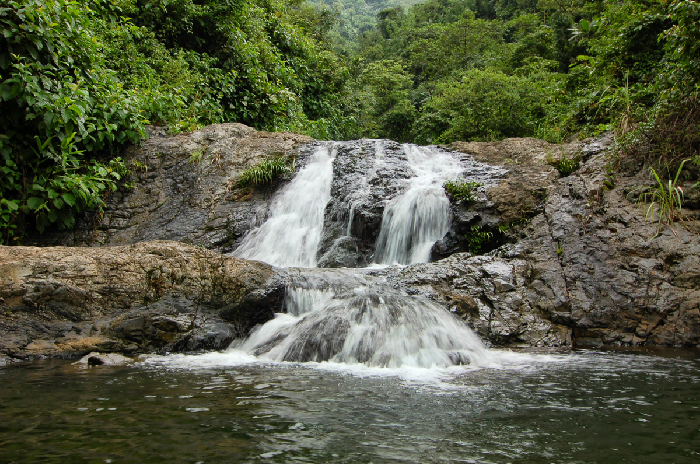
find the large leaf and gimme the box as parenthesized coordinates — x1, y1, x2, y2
(27, 197, 45, 210)
(62, 192, 76, 207)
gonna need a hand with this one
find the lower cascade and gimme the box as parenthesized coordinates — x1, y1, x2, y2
(232, 141, 490, 368)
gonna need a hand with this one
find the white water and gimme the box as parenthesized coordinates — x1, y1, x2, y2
(374, 144, 465, 265)
(203, 141, 492, 371)
(233, 144, 336, 267)
(240, 285, 491, 368)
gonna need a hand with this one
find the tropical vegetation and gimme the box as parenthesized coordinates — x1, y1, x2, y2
(1, 0, 699, 242)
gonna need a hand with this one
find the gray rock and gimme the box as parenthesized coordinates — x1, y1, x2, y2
(74, 352, 134, 366)
(0, 241, 287, 359)
(28, 124, 314, 253)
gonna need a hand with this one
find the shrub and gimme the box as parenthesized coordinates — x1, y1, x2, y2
(443, 180, 482, 203)
(236, 157, 296, 188)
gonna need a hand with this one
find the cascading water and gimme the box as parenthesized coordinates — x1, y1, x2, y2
(240, 274, 489, 368)
(229, 140, 490, 368)
(233, 144, 336, 267)
(374, 144, 465, 265)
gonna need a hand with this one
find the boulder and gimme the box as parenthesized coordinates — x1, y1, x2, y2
(0, 241, 287, 360)
(28, 124, 315, 253)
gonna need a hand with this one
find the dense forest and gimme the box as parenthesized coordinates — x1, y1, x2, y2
(1, 0, 699, 242)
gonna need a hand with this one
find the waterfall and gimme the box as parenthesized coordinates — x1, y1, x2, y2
(228, 140, 490, 369)
(234, 144, 336, 267)
(374, 144, 464, 265)
(240, 275, 489, 368)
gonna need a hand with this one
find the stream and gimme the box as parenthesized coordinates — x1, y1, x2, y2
(1, 350, 699, 463)
(2, 142, 699, 462)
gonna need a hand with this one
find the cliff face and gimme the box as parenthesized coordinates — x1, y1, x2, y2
(29, 123, 315, 253)
(2, 125, 699, 362)
(419, 134, 700, 348)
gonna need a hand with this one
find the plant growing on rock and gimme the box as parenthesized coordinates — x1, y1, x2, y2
(443, 180, 482, 203)
(235, 156, 296, 188)
(188, 149, 205, 164)
(546, 152, 582, 176)
(636, 159, 689, 236)
(465, 225, 493, 254)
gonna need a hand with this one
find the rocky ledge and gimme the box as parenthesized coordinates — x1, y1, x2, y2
(29, 123, 314, 253)
(0, 241, 286, 362)
(398, 134, 699, 348)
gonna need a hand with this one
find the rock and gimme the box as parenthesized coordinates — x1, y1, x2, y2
(317, 140, 507, 266)
(397, 132, 700, 348)
(10, 126, 700, 353)
(74, 352, 134, 366)
(0, 241, 287, 359)
(28, 124, 314, 253)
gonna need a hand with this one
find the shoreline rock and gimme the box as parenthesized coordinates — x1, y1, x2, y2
(0, 241, 287, 361)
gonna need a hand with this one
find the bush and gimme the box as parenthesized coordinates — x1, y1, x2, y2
(443, 180, 482, 203)
(0, 0, 143, 243)
(235, 157, 296, 188)
(415, 68, 557, 143)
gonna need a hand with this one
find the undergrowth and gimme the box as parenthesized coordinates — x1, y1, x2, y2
(443, 180, 482, 203)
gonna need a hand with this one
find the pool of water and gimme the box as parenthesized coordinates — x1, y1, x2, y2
(1, 349, 699, 464)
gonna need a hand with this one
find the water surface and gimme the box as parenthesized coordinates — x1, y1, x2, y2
(1, 349, 698, 463)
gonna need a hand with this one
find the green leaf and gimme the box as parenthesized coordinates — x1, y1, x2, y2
(1, 199, 19, 212)
(27, 197, 45, 210)
(47, 209, 58, 223)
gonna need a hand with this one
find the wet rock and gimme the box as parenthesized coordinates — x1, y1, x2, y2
(8, 127, 700, 353)
(317, 236, 362, 268)
(317, 140, 413, 266)
(398, 132, 700, 348)
(317, 140, 506, 266)
(74, 352, 134, 366)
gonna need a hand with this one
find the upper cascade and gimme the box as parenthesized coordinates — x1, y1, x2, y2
(234, 144, 336, 267)
(374, 144, 464, 265)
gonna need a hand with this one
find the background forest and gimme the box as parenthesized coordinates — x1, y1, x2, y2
(1, 0, 699, 242)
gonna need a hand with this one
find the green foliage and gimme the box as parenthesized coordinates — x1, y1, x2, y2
(416, 68, 559, 143)
(0, 0, 142, 242)
(465, 225, 493, 254)
(546, 152, 582, 176)
(188, 149, 205, 164)
(443, 180, 481, 203)
(236, 156, 296, 188)
(4, 0, 700, 241)
(636, 160, 689, 236)
(1, 0, 355, 241)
